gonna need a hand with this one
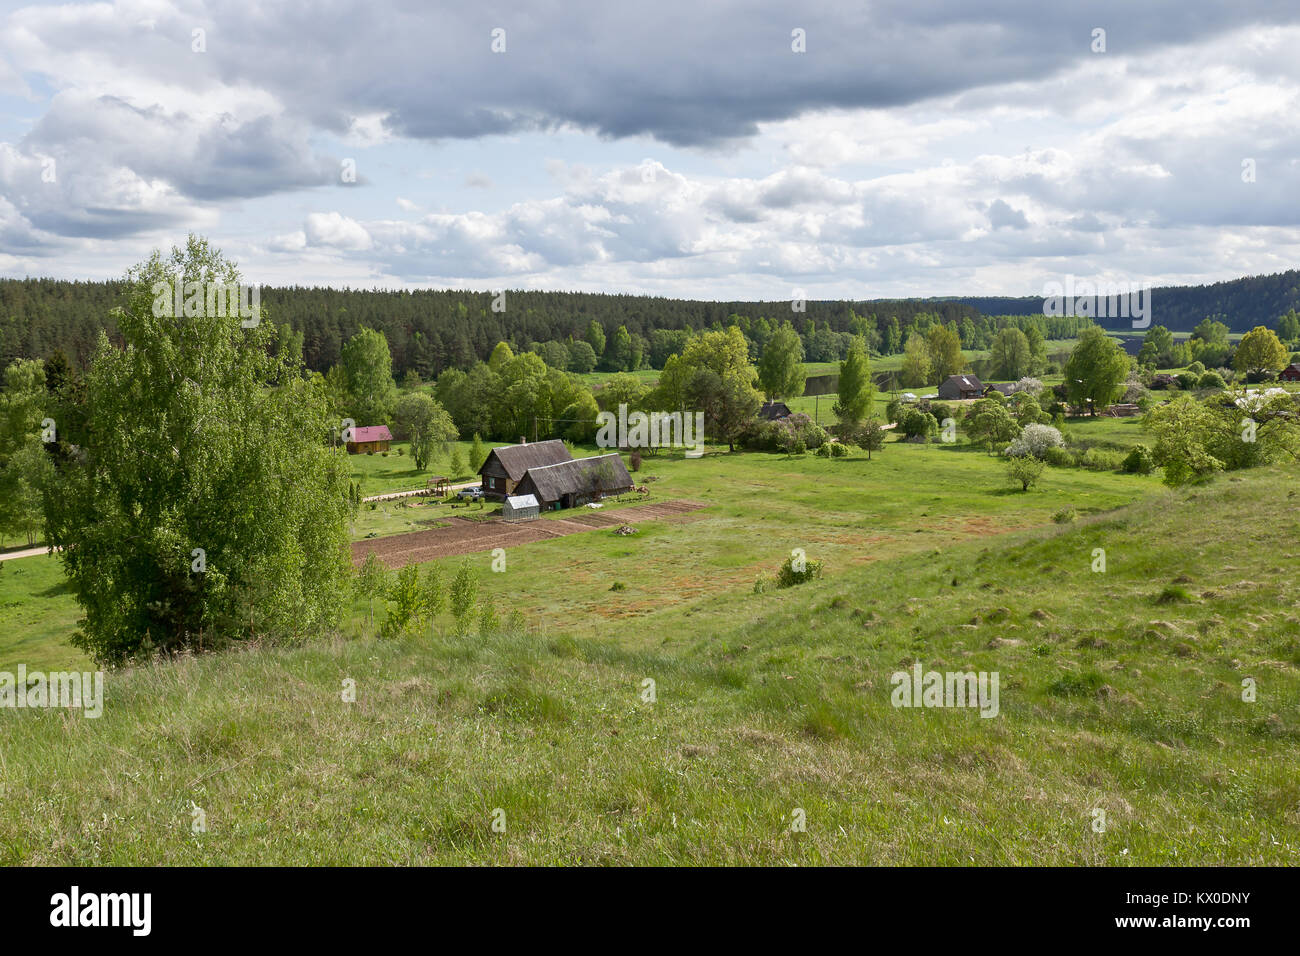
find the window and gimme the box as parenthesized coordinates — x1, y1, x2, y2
(489, 477, 496, 489)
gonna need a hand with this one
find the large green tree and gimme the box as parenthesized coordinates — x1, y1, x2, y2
(832, 336, 873, 428)
(757, 321, 806, 400)
(44, 236, 354, 663)
(1063, 327, 1129, 416)
(926, 323, 964, 383)
(1234, 325, 1289, 378)
(988, 327, 1033, 380)
(341, 326, 398, 426)
(393, 392, 458, 470)
(0, 358, 50, 545)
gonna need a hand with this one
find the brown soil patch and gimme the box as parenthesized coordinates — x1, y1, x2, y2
(352, 499, 708, 569)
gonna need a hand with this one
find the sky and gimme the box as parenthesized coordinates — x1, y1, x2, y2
(0, 0, 1298, 300)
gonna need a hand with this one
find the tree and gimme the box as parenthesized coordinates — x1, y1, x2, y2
(1063, 327, 1129, 416)
(609, 324, 634, 371)
(1005, 423, 1064, 459)
(44, 236, 353, 662)
(0, 358, 48, 546)
(470, 434, 488, 472)
(686, 367, 760, 452)
(1006, 455, 1045, 492)
(393, 391, 457, 470)
(853, 418, 886, 459)
(450, 559, 479, 636)
(355, 553, 390, 635)
(380, 564, 425, 638)
(832, 337, 873, 429)
(926, 323, 964, 383)
(757, 322, 806, 400)
(988, 327, 1032, 380)
(341, 327, 399, 425)
(566, 339, 598, 374)
(1190, 317, 1232, 368)
(1233, 325, 1289, 378)
(488, 341, 515, 371)
(423, 564, 445, 634)
(584, 321, 606, 362)
(965, 399, 1020, 454)
(900, 332, 931, 387)
(1277, 309, 1300, 347)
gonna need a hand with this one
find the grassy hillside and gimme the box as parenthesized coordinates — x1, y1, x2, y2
(2, 465, 1296, 865)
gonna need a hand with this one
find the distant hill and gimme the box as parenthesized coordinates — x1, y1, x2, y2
(946, 269, 1300, 332)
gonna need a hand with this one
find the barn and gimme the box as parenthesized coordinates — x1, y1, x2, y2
(346, 425, 392, 454)
(477, 439, 573, 501)
(502, 494, 540, 521)
(759, 401, 792, 421)
(1280, 364, 1300, 382)
(513, 454, 634, 511)
(937, 374, 984, 401)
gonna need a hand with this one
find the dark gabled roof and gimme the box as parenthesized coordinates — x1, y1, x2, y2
(984, 382, 1017, 396)
(517, 454, 633, 503)
(940, 374, 983, 393)
(478, 439, 573, 481)
(759, 401, 792, 420)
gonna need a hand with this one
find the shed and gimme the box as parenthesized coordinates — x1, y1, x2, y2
(346, 425, 393, 454)
(502, 494, 540, 521)
(477, 439, 574, 500)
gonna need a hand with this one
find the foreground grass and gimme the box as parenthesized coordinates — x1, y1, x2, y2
(1, 465, 1296, 864)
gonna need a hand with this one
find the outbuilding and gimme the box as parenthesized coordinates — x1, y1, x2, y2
(502, 493, 540, 521)
(346, 425, 392, 454)
(514, 453, 634, 511)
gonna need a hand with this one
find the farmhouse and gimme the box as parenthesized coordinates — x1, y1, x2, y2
(938, 374, 984, 401)
(513, 453, 634, 511)
(346, 425, 392, 454)
(759, 401, 792, 421)
(1280, 364, 1300, 382)
(478, 439, 573, 501)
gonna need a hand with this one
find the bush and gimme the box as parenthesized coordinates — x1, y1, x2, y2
(815, 442, 831, 458)
(1005, 423, 1064, 459)
(1198, 371, 1226, 390)
(1176, 372, 1200, 390)
(1043, 445, 1075, 468)
(1081, 447, 1124, 471)
(1122, 444, 1157, 475)
(899, 408, 938, 440)
(1006, 455, 1045, 491)
(776, 553, 824, 588)
(830, 442, 849, 458)
(1052, 506, 1077, 523)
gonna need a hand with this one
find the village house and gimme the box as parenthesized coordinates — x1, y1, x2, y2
(512, 453, 634, 511)
(759, 401, 792, 421)
(983, 382, 1018, 398)
(1279, 363, 1300, 382)
(345, 425, 392, 454)
(937, 374, 984, 401)
(477, 439, 573, 501)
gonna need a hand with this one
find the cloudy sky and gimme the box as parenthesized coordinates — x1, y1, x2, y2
(1, 0, 1298, 299)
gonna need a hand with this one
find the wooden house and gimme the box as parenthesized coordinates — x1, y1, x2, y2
(1279, 364, 1300, 382)
(513, 454, 634, 511)
(346, 425, 392, 454)
(759, 401, 792, 421)
(477, 439, 573, 501)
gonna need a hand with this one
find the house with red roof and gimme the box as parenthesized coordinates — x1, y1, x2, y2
(345, 425, 393, 454)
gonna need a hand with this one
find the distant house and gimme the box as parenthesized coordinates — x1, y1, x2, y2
(1150, 373, 1179, 390)
(983, 382, 1018, 398)
(1105, 403, 1142, 417)
(759, 401, 792, 421)
(1280, 364, 1300, 382)
(937, 374, 984, 401)
(514, 454, 634, 511)
(346, 425, 392, 454)
(478, 439, 573, 501)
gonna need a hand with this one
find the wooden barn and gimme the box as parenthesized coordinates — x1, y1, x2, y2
(937, 374, 984, 401)
(477, 439, 573, 501)
(1280, 364, 1300, 382)
(346, 425, 392, 454)
(759, 401, 792, 421)
(513, 454, 634, 511)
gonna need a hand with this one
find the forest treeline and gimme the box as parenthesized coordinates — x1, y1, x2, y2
(954, 269, 1300, 332)
(0, 279, 1095, 376)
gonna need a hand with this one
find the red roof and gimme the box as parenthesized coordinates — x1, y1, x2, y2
(349, 425, 392, 443)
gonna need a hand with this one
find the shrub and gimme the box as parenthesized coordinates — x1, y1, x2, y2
(1176, 372, 1200, 390)
(899, 408, 938, 440)
(1005, 423, 1064, 459)
(1043, 445, 1074, 468)
(1198, 371, 1226, 390)
(1186, 361, 1206, 375)
(1006, 455, 1045, 491)
(830, 442, 849, 458)
(1081, 447, 1124, 471)
(815, 442, 832, 458)
(1052, 506, 1077, 523)
(1122, 444, 1157, 475)
(776, 553, 823, 588)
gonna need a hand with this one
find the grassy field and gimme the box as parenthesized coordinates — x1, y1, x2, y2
(1, 461, 1296, 864)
